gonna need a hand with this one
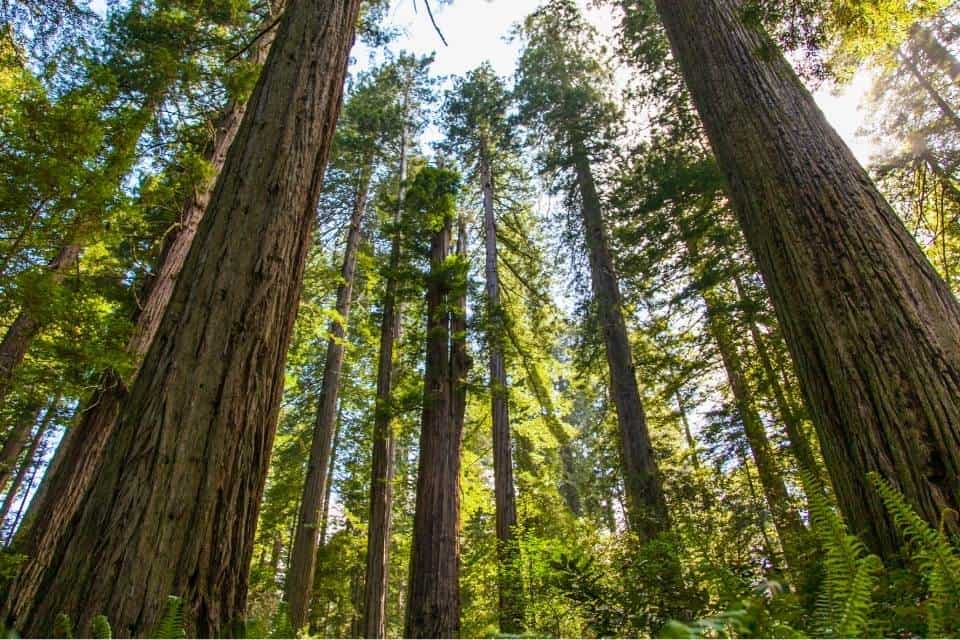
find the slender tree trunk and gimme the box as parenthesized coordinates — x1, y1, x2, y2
(1, 0, 362, 633)
(479, 147, 524, 632)
(363, 123, 408, 640)
(7, 23, 282, 559)
(913, 23, 960, 86)
(572, 144, 669, 540)
(318, 405, 343, 549)
(0, 245, 80, 407)
(698, 279, 806, 569)
(0, 395, 58, 535)
(503, 321, 581, 515)
(6, 439, 47, 546)
(653, 0, 960, 557)
(901, 49, 960, 132)
(0, 403, 41, 494)
(286, 164, 371, 631)
(731, 273, 821, 477)
(675, 392, 700, 470)
(405, 202, 463, 639)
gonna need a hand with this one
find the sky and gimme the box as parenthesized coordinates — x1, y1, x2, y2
(355, 0, 880, 165)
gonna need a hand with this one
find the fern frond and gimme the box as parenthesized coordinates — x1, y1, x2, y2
(152, 595, 186, 639)
(91, 614, 112, 639)
(869, 473, 960, 636)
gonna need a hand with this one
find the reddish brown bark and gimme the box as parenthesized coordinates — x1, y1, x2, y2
(573, 144, 670, 540)
(1, 0, 362, 634)
(405, 197, 465, 639)
(0, 395, 58, 535)
(0, 403, 41, 495)
(653, 0, 960, 556)
(286, 171, 370, 631)
(480, 148, 524, 632)
(363, 125, 408, 640)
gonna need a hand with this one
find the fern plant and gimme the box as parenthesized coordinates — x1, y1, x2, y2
(151, 595, 186, 639)
(801, 471, 881, 638)
(869, 472, 960, 637)
(53, 613, 74, 639)
(91, 614, 112, 639)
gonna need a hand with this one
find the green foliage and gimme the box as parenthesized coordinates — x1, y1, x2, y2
(870, 472, 960, 636)
(151, 595, 186, 639)
(91, 614, 112, 639)
(53, 613, 73, 639)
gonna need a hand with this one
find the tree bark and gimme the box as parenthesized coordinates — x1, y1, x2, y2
(732, 273, 821, 477)
(286, 163, 371, 631)
(0, 244, 80, 407)
(652, 0, 960, 556)
(8, 21, 283, 558)
(0, 395, 58, 537)
(362, 123, 408, 640)
(479, 146, 524, 632)
(572, 144, 670, 541)
(698, 276, 806, 569)
(0, 402, 41, 495)
(1, 0, 362, 634)
(405, 202, 463, 639)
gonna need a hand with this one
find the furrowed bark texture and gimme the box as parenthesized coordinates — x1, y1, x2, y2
(480, 150, 524, 632)
(12, 46, 274, 562)
(286, 169, 370, 631)
(363, 125, 408, 640)
(654, 0, 960, 556)
(405, 211, 462, 639)
(573, 146, 669, 540)
(1, 0, 362, 634)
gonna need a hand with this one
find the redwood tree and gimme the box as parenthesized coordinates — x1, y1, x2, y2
(1, 0, 363, 634)
(648, 0, 960, 556)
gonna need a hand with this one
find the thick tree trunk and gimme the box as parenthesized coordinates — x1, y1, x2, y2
(286, 166, 371, 631)
(405, 206, 462, 639)
(479, 149, 524, 632)
(1, 0, 362, 634)
(0, 396, 58, 536)
(0, 245, 80, 407)
(11, 61, 273, 561)
(653, 0, 960, 556)
(0, 403, 41, 495)
(572, 145, 669, 540)
(363, 125, 408, 640)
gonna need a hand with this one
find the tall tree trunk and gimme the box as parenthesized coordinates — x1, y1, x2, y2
(363, 122, 408, 640)
(900, 48, 960, 133)
(652, 0, 960, 556)
(0, 402, 41, 494)
(731, 273, 821, 477)
(286, 164, 371, 631)
(405, 203, 462, 639)
(572, 144, 669, 540)
(697, 278, 806, 569)
(0, 395, 59, 536)
(479, 147, 524, 632)
(675, 392, 701, 470)
(913, 23, 960, 87)
(318, 405, 343, 549)
(0, 244, 80, 406)
(10, 72, 271, 560)
(1, 0, 362, 634)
